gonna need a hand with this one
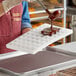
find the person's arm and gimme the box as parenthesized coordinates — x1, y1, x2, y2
(21, 1, 32, 34)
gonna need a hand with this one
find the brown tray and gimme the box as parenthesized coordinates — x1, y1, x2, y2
(0, 50, 75, 73)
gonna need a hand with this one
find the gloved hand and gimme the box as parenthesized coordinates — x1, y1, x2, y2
(22, 28, 32, 34)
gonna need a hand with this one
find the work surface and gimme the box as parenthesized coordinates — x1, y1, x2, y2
(0, 50, 75, 73)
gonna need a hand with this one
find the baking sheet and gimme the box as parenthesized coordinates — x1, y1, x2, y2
(49, 42, 76, 56)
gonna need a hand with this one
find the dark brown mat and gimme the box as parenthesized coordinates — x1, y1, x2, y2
(0, 50, 75, 73)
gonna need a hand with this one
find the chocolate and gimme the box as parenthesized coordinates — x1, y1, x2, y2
(56, 67, 76, 76)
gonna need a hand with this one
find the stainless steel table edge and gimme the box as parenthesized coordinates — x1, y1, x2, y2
(21, 59, 76, 76)
(0, 67, 20, 76)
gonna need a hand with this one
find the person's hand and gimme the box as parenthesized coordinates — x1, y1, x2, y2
(22, 28, 32, 34)
(25, 0, 34, 2)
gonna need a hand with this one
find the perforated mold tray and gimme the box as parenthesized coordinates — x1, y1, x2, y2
(6, 23, 73, 54)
